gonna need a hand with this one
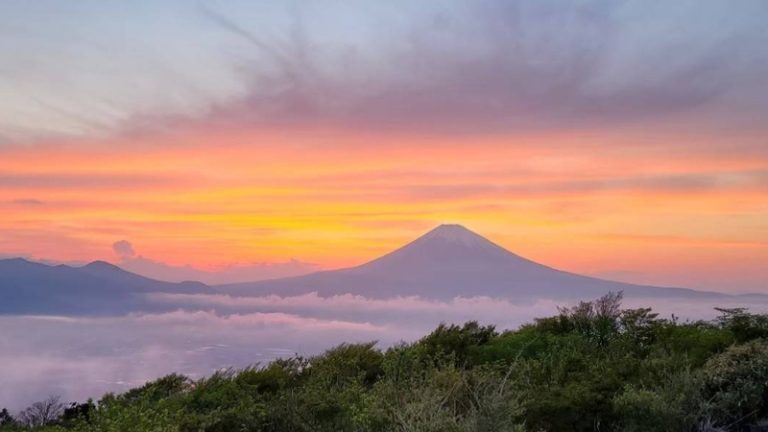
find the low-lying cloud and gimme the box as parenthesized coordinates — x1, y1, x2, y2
(0, 310, 393, 412)
(3, 291, 767, 412)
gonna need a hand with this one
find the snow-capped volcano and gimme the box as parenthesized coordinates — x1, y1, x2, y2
(220, 224, 717, 300)
(361, 224, 519, 271)
(414, 224, 503, 249)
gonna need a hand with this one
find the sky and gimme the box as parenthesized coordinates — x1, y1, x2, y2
(1, 0, 767, 292)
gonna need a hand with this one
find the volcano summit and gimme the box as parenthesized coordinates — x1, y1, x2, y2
(219, 225, 718, 301)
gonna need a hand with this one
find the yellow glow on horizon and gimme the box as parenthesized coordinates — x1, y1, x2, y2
(1, 124, 767, 291)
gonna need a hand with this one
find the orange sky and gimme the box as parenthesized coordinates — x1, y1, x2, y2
(1, 123, 766, 292)
(2, 1, 768, 292)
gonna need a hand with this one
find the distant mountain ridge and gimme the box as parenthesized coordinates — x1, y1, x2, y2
(0, 258, 209, 315)
(219, 224, 725, 300)
(0, 224, 750, 316)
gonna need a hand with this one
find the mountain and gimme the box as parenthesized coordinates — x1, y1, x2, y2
(219, 224, 724, 300)
(0, 258, 210, 315)
(0, 225, 739, 316)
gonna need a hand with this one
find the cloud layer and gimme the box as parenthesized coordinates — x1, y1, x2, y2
(3, 291, 768, 411)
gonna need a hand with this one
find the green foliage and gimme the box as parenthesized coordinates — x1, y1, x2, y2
(178, 369, 268, 432)
(716, 307, 768, 342)
(10, 293, 768, 432)
(700, 339, 768, 428)
(121, 374, 191, 405)
(370, 360, 522, 432)
(417, 321, 497, 367)
(270, 342, 384, 431)
(0, 409, 16, 427)
(614, 369, 703, 431)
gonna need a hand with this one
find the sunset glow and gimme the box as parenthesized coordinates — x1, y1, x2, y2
(1, 0, 767, 292)
(2, 123, 767, 291)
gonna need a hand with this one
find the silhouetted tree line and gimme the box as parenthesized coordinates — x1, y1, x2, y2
(3, 292, 768, 431)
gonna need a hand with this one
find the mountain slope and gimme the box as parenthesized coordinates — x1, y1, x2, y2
(0, 225, 733, 316)
(0, 258, 210, 315)
(219, 224, 721, 300)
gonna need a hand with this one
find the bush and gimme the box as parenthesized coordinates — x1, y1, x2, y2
(613, 370, 702, 431)
(10, 295, 768, 432)
(701, 339, 768, 428)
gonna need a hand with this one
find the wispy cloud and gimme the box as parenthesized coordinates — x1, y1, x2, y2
(8, 198, 44, 205)
(199, 0, 768, 136)
(0, 1, 766, 143)
(0, 173, 186, 189)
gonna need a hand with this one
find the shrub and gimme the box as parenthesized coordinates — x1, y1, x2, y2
(613, 370, 702, 431)
(701, 339, 768, 428)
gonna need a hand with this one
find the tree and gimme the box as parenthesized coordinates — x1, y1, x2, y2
(0, 408, 17, 427)
(418, 321, 497, 366)
(613, 369, 703, 432)
(18, 395, 64, 427)
(701, 339, 768, 428)
(619, 307, 659, 350)
(61, 400, 95, 425)
(715, 307, 768, 342)
(555, 291, 624, 346)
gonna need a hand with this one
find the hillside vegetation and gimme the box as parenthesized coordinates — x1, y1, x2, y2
(3, 292, 768, 432)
